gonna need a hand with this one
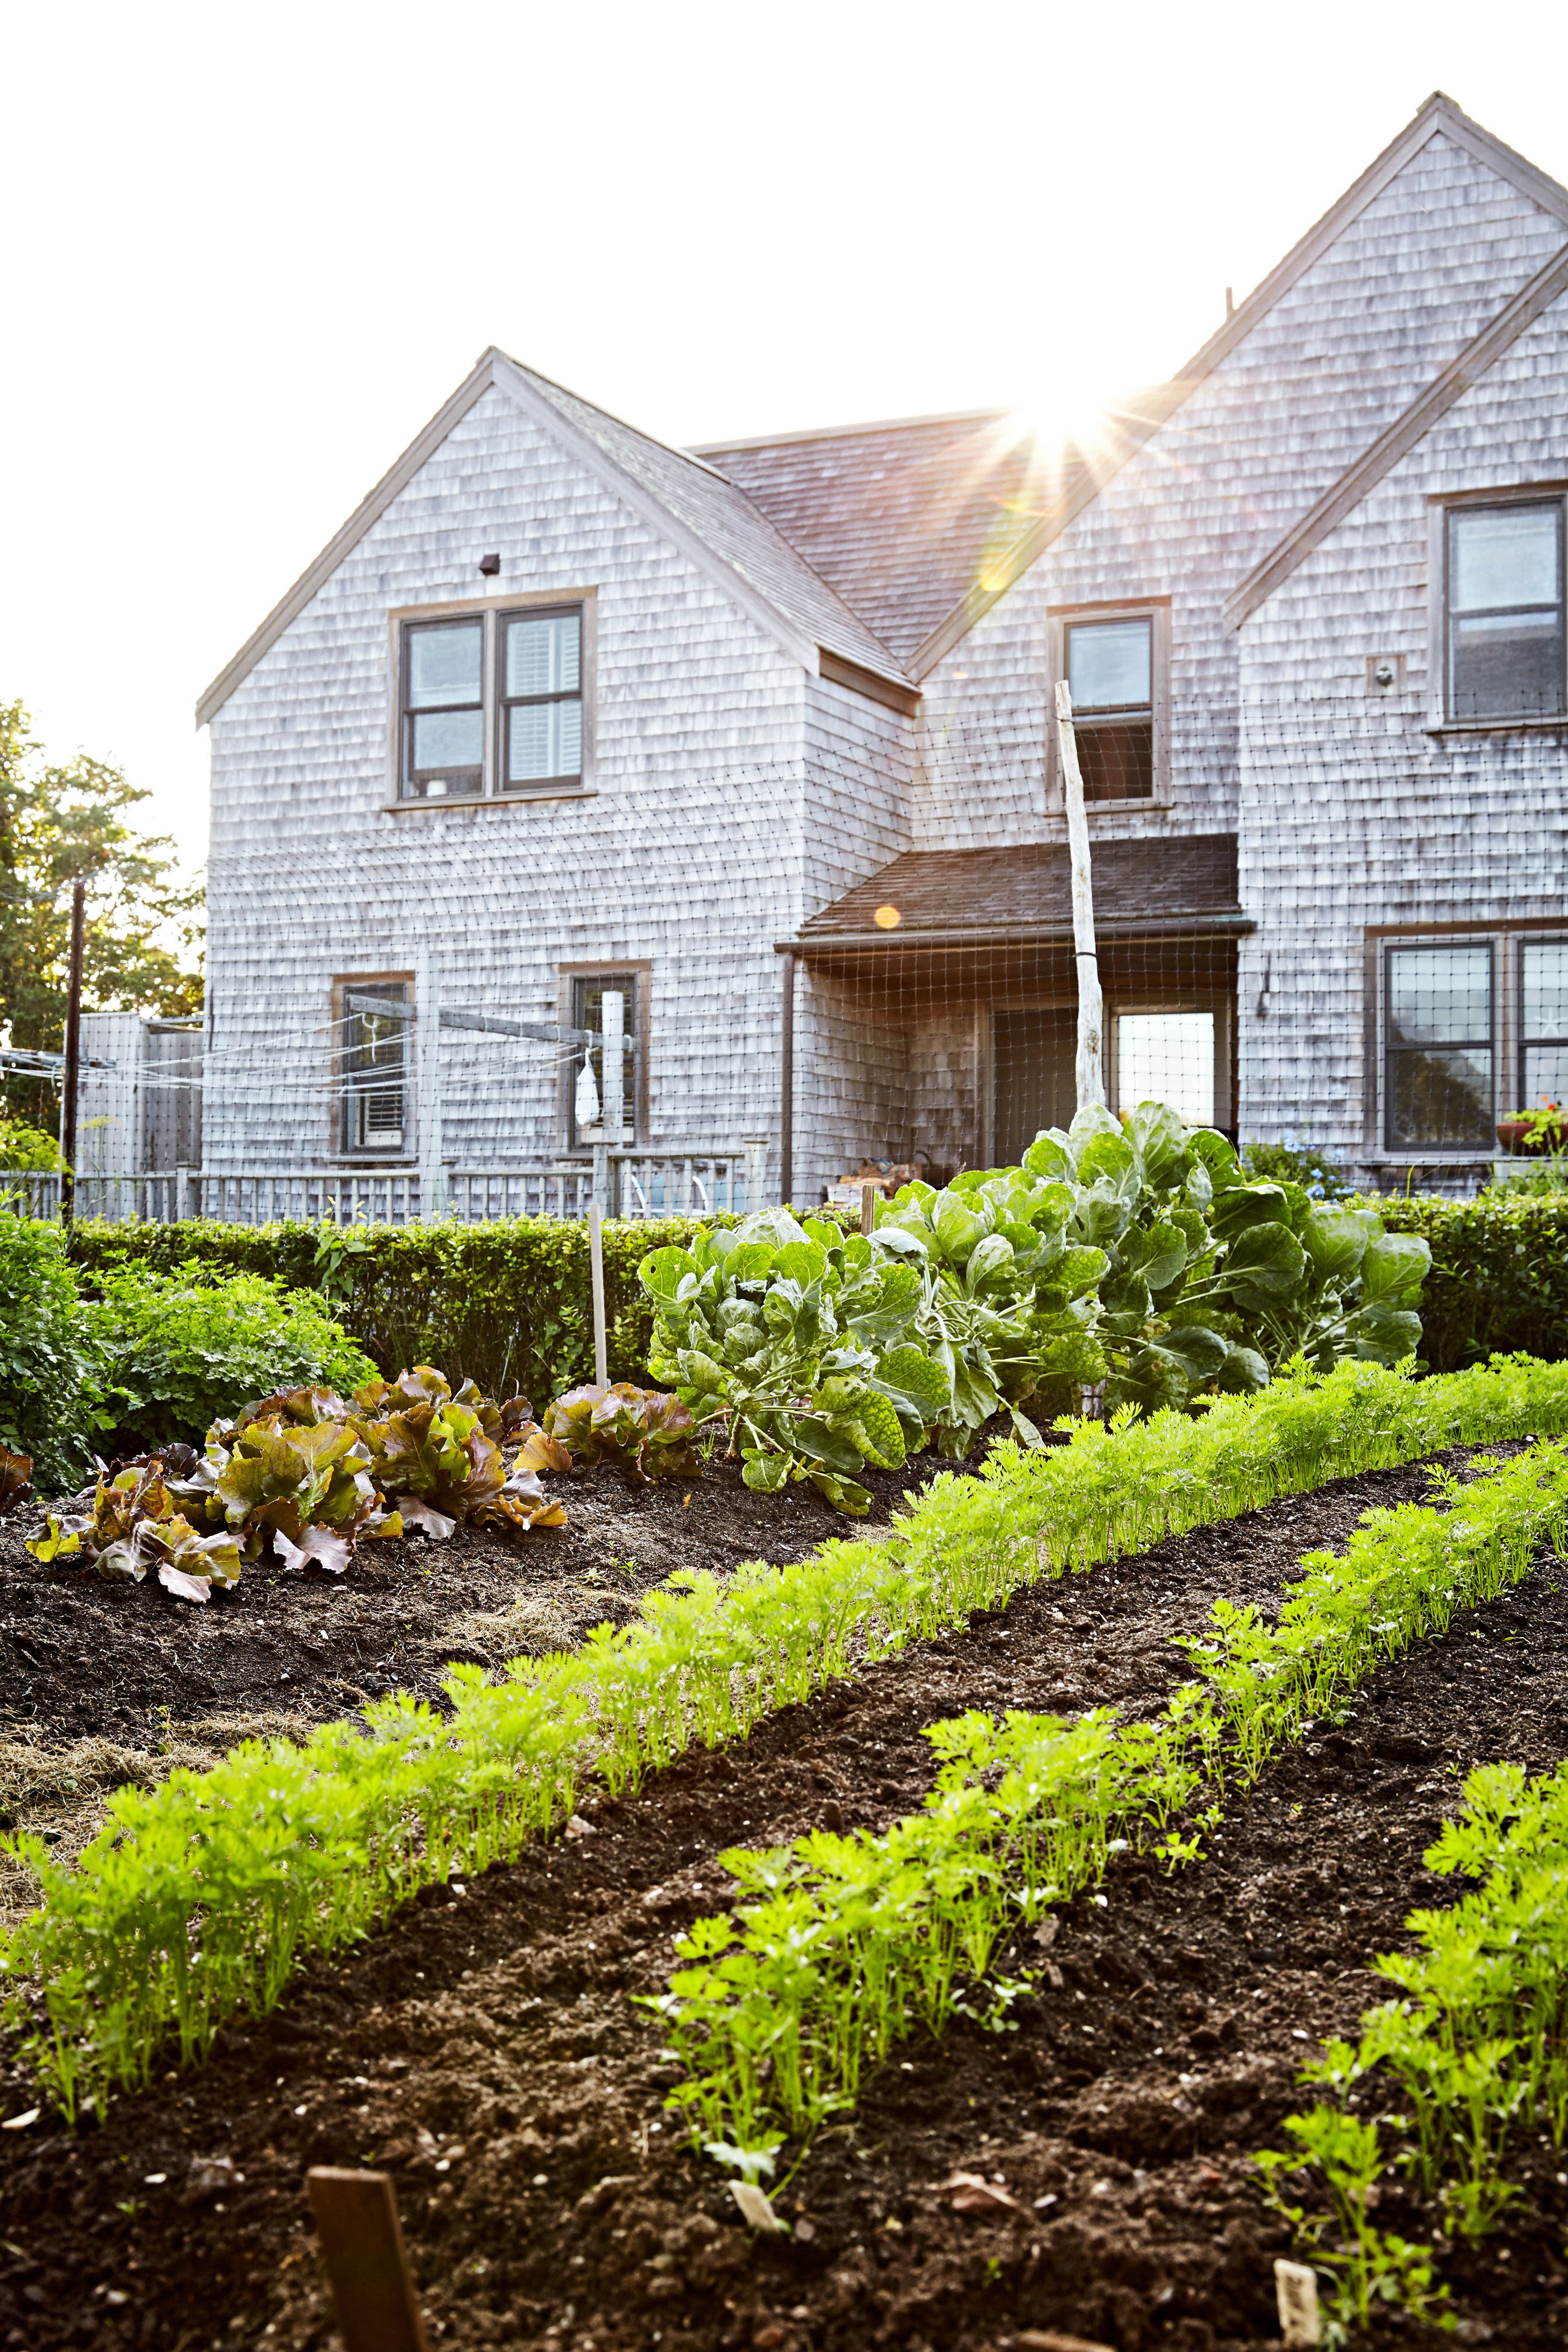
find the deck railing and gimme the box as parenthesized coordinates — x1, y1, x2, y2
(0, 1141, 767, 1227)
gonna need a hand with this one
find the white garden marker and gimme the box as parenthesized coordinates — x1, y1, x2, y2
(728, 2180, 787, 2234)
(1054, 679, 1106, 1113)
(1275, 2257, 1322, 2347)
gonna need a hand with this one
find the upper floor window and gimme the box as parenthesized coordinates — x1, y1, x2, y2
(1446, 499, 1566, 721)
(1064, 614, 1155, 800)
(397, 600, 587, 800)
(502, 609, 582, 790)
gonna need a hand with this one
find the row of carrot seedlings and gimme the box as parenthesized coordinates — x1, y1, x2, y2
(5, 1355, 1568, 2123)
(650, 1437, 1568, 2184)
(1263, 1753, 1568, 2333)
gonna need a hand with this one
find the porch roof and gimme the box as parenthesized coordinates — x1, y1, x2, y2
(785, 832, 1248, 955)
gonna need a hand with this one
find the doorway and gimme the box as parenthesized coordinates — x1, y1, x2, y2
(992, 1007, 1078, 1164)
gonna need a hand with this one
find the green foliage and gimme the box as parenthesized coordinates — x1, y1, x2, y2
(1241, 1137, 1356, 1201)
(1256, 2113, 1452, 2339)
(543, 1382, 705, 1483)
(653, 1431, 1568, 2171)
(0, 700, 202, 1127)
(68, 1211, 726, 1406)
(0, 1118, 64, 1171)
(0, 1214, 109, 1489)
(1375, 1191, 1568, 1371)
(1271, 1751, 1568, 2278)
(6, 1352, 1568, 2124)
(88, 1263, 379, 1452)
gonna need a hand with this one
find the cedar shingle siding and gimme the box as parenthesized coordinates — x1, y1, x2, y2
(202, 95, 1568, 1198)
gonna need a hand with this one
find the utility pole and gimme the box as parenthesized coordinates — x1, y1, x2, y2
(59, 877, 86, 1225)
(1054, 680, 1106, 1112)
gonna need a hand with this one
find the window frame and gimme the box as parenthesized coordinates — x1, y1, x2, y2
(1379, 937, 1496, 1155)
(1430, 487, 1568, 730)
(332, 971, 414, 1162)
(1517, 933, 1568, 1114)
(399, 614, 486, 800)
(497, 603, 585, 796)
(385, 590, 597, 808)
(557, 960, 653, 1152)
(1047, 599, 1171, 810)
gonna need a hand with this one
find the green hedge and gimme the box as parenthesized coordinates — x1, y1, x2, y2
(1373, 1192, 1568, 1372)
(66, 1214, 731, 1404)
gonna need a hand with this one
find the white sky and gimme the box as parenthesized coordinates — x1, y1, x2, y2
(3, 0, 1566, 866)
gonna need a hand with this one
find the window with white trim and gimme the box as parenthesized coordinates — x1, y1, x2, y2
(1445, 499, 1566, 721)
(1065, 615, 1155, 800)
(339, 977, 411, 1156)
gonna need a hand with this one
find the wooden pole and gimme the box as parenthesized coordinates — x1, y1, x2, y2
(860, 1181, 875, 1236)
(305, 2167, 430, 2352)
(1054, 680, 1106, 1112)
(59, 878, 85, 1227)
(415, 950, 443, 1222)
(779, 948, 795, 1208)
(589, 1199, 609, 1388)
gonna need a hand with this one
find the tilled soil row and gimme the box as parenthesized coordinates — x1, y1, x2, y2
(2, 1445, 1561, 2352)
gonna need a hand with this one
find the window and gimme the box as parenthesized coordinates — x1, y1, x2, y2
(1385, 944, 1493, 1149)
(1521, 938, 1568, 1110)
(396, 600, 588, 801)
(1446, 500, 1566, 721)
(1065, 616, 1154, 800)
(501, 609, 582, 790)
(340, 978, 411, 1155)
(1116, 1011, 1215, 1127)
(568, 973, 638, 1148)
(402, 618, 484, 798)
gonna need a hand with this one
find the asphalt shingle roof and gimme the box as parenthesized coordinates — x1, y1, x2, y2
(696, 413, 1089, 669)
(796, 834, 1244, 941)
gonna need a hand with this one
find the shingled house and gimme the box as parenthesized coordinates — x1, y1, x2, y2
(200, 91, 1568, 1204)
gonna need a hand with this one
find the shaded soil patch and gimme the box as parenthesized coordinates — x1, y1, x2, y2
(2, 1444, 1564, 2351)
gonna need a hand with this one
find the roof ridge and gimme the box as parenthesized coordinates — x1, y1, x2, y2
(1225, 234, 1568, 626)
(902, 92, 1568, 681)
(694, 406, 1011, 455)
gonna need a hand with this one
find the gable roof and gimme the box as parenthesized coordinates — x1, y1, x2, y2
(898, 91, 1568, 681)
(1224, 235, 1568, 626)
(694, 411, 1088, 669)
(196, 348, 911, 727)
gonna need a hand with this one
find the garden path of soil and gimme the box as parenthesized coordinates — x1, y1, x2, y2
(4, 1444, 1568, 2352)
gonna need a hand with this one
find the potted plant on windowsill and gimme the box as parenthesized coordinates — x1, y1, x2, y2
(1497, 1101, 1568, 1155)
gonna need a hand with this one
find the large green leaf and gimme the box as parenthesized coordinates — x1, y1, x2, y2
(1222, 1220, 1309, 1301)
(1122, 1101, 1190, 1191)
(1211, 1181, 1291, 1241)
(1302, 1207, 1372, 1283)
(639, 1247, 698, 1304)
(849, 1389, 906, 1470)
(1022, 1131, 1074, 1182)
(965, 1234, 1017, 1295)
(1121, 1220, 1189, 1294)
(931, 1189, 992, 1265)
(1348, 1302, 1423, 1364)
(870, 1344, 951, 1424)
(1359, 1232, 1432, 1304)
(1158, 1323, 1229, 1382)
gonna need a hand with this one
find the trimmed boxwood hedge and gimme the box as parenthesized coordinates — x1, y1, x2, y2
(1374, 1191, 1568, 1372)
(66, 1214, 733, 1405)
(65, 1188, 1568, 1406)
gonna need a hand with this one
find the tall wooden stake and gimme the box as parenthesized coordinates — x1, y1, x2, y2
(59, 877, 86, 1226)
(1054, 680, 1106, 1111)
(589, 1199, 609, 1387)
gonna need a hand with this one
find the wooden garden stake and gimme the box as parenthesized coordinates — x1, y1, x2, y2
(1274, 2257, 1321, 2347)
(306, 2167, 430, 2352)
(860, 1181, 875, 1236)
(589, 1198, 609, 1387)
(1054, 679, 1106, 1112)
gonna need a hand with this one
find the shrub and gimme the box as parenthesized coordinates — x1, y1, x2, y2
(68, 1213, 723, 1402)
(1242, 1137, 1355, 1200)
(0, 1217, 108, 1490)
(88, 1264, 379, 1453)
(0, 1119, 64, 1172)
(1374, 1192, 1568, 1372)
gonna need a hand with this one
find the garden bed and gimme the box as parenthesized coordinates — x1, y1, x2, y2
(5, 1446, 1564, 2350)
(0, 1447, 967, 1910)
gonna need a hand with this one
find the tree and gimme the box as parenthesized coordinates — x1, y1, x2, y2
(0, 699, 203, 1122)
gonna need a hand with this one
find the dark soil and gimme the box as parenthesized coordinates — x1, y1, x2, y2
(0, 1451, 967, 1748)
(2, 1445, 1566, 2352)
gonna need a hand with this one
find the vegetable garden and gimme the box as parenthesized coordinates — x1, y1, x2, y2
(4, 1105, 1568, 2350)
